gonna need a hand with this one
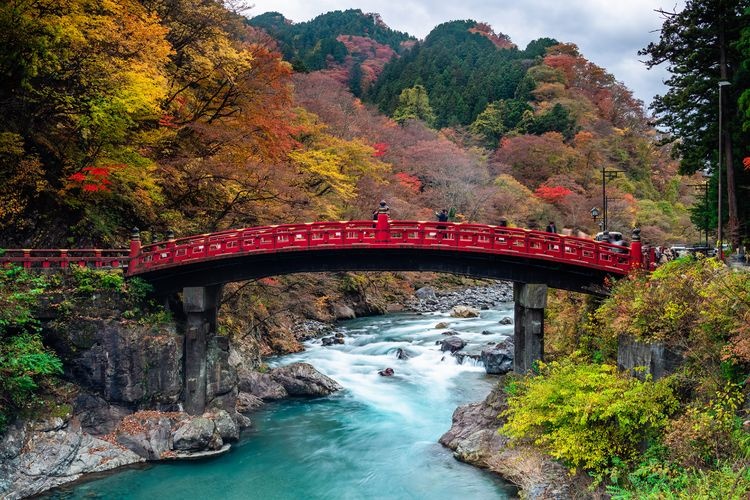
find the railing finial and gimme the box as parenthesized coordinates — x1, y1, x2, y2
(166, 229, 175, 241)
(631, 227, 641, 242)
(131, 227, 140, 241)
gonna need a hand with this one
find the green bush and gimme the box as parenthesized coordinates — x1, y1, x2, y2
(501, 356, 678, 479)
(0, 267, 63, 433)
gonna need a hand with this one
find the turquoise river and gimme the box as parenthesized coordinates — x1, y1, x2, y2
(49, 308, 518, 499)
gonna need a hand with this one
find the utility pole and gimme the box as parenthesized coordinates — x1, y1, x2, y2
(601, 166, 622, 232)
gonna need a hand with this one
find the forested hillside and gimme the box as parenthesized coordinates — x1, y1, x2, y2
(0, 0, 720, 251)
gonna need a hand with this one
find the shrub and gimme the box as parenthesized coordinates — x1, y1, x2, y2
(0, 267, 63, 433)
(501, 356, 678, 478)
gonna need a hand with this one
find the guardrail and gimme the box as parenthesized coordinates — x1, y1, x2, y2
(129, 219, 637, 276)
(1, 249, 130, 270)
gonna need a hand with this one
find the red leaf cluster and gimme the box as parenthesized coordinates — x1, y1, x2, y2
(68, 164, 121, 193)
(743, 157, 750, 171)
(372, 142, 389, 157)
(534, 185, 573, 203)
(395, 172, 422, 194)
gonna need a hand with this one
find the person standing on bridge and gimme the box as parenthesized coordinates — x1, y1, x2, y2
(435, 208, 449, 238)
(373, 200, 390, 219)
(546, 221, 557, 233)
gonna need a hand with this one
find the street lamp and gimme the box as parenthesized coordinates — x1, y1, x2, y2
(590, 207, 602, 232)
(718, 80, 731, 260)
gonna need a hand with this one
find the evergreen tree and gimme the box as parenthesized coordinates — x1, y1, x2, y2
(640, 0, 750, 247)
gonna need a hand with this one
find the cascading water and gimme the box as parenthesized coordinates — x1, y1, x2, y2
(50, 308, 518, 499)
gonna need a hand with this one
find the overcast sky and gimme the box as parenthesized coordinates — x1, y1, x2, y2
(245, 0, 686, 110)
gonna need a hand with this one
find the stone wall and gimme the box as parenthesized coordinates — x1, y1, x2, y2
(617, 334, 684, 380)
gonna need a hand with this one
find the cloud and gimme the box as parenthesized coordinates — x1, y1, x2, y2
(247, 0, 684, 107)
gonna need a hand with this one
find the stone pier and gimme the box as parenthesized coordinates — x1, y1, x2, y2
(513, 282, 547, 373)
(182, 285, 222, 415)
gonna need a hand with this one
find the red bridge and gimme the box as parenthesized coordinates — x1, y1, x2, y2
(3, 215, 643, 295)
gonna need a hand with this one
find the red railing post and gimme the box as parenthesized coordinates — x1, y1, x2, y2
(376, 213, 390, 243)
(629, 228, 642, 270)
(23, 249, 31, 269)
(60, 249, 68, 269)
(129, 227, 141, 274)
(94, 249, 102, 268)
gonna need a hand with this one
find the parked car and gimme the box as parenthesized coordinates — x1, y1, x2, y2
(595, 231, 629, 253)
(669, 244, 689, 257)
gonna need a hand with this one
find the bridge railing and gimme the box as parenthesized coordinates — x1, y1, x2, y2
(1, 249, 130, 270)
(130, 220, 635, 275)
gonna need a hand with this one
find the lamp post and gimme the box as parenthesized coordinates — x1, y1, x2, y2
(718, 80, 731, 260)
(590, 207, 602, 233)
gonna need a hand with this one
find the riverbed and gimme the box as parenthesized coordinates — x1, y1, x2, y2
(50, 308, 518, 499)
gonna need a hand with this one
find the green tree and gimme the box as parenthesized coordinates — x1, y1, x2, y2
(392, 84, 436, 125)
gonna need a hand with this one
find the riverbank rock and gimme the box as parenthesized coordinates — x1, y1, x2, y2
(109, 410, 238, 462)
(236, 392, 264, 414)
(481, 338, 514, 375)
(73, 392, 132, 436)
(450, 306, 480, 318)
(269, 362, 343, 396)
(406, 282, 512, 313)
(0, 417, 143, 499)
(440, 382, 595, 499)
(237, 368, 288, 400)
(415, 286, 437, 301)
(440, 336, 467, 353)
(172, 417, 222, 452)
(333, 303, 356, 320)
(499, 317, 513, 325)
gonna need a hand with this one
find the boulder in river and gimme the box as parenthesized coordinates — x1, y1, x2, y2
(395, 348, 411, 360)
(269, 362, 343, 396)
(435, 321, 450, 329)
(481, 338, 514, 375)
(499, 316, 513, 325)
(453, 351, 482, 365)
(450, 306, 480, 318)
(440, 336, 467, 353)
(378, 368, 395, 376)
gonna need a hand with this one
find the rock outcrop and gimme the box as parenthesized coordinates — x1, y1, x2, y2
(440, 382, 594, 499)
(237, 368, 288, 400)
(50, 320, 184, 409)
(0, 417, 143, 499)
